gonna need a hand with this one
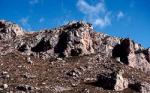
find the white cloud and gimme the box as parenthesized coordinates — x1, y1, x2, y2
(117, 11, 124, 19)
(77, 0, 111, 28)
(29, 0, 39, 5)
(19, 17, 32, 31)
(39, 17, 45, 23)
(93, 15, 111, 28)
(77, 0, 105, 15)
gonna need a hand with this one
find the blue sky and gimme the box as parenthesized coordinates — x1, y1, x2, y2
(0, 0, 150, 47)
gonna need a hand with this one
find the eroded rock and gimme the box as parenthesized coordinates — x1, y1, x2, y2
(0, 20, 24, 40)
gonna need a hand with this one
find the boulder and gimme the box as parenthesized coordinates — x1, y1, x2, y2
(96, 70, 128, 91)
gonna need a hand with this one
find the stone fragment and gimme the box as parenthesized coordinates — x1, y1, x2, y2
(54, 86, 71, 92)
(27, 57, 33, 64)
(2, 84, 8, 89)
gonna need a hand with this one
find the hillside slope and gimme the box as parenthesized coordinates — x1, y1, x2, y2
(0, 20, 150, 93)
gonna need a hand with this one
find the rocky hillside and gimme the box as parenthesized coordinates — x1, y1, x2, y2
(0, 20, 150, 93)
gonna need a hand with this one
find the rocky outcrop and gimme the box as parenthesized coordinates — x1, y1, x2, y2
(0, 20, 24, 40)
(15, 21, 120, 58)
(112, 38, 150, 74)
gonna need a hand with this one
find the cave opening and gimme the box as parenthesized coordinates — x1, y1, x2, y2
(31, 38, 51, 52)
(112, 39, 130, 65)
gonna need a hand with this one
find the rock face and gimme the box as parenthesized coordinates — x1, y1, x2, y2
(0, 20, 24, 40)
(15, 21, 120, 58)
(96, 70, 128, 91)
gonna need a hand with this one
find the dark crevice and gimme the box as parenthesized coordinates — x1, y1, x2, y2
(0, 23, 5, 28)
(18, 44, 28, 52)
(71, 48, 82, 56)
(143, 49, 150, 62)
(0, 29, 6, 33)
(128, 83, 141, 92)
(54, 32, 70, 57)
(112, 44, 121, 57)
(31, 38, 51, 52)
